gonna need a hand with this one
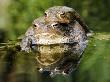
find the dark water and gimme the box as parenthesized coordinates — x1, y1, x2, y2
(0, 33, 110, 82)
(0, 46, 73, 82)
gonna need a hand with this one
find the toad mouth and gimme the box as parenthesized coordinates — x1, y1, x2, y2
(34, 34, 76, 45)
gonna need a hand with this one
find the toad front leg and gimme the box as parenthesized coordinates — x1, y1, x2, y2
(20, 35, 37, 52)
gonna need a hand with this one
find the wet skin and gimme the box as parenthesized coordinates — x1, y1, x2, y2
(45, 6, 90, 33)
(20, 16, 87, 76)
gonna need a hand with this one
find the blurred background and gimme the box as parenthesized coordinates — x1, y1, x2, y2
(0, 0, 110, 82)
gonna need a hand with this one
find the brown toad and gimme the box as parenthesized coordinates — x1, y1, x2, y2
(44, 6, 90, 34)
(20, 16, 87, 76)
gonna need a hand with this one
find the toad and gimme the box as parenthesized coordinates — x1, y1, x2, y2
(44, 6, 90, 34)
(20, 16, 87, 76)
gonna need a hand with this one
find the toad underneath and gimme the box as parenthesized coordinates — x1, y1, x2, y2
(20, 6, 89, 76)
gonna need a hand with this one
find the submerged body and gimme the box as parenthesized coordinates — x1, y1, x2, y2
(20, 16, 87, 76)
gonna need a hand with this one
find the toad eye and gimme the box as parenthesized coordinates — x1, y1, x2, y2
(60, 12, 66, 18)
(44, 12, 47, 17)
(33, 24, 39, 28)
(34, 24, 37, 27)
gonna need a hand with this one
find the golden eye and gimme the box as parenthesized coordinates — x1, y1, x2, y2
(60, 12, 66, 18)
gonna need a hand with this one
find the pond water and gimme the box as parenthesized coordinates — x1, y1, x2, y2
(0, 33, 110, 82)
